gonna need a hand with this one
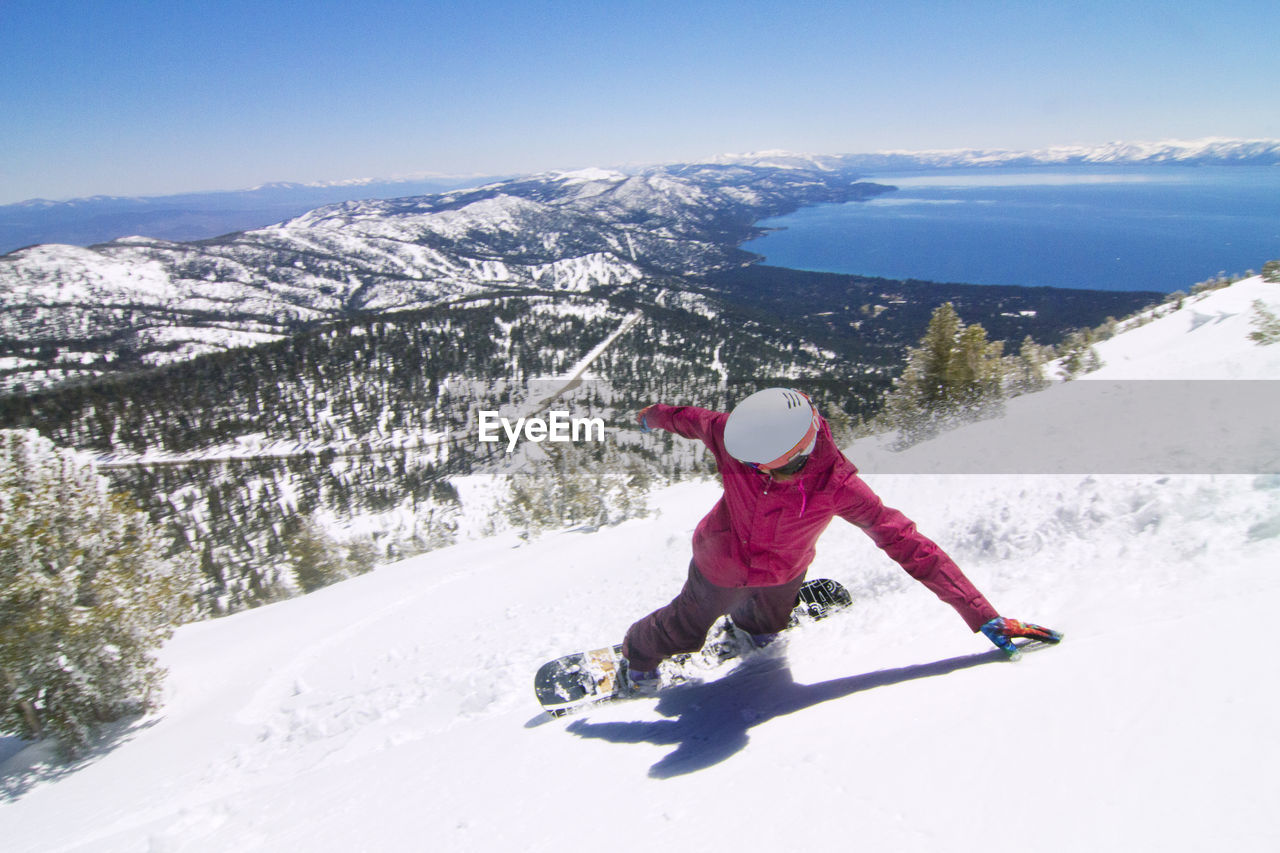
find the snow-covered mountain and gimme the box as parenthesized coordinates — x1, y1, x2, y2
(722, 137, 1280, 171)
(0, 174, 506, 255)
(2, 275, 1277, 852)
(0, 164, 890, 394)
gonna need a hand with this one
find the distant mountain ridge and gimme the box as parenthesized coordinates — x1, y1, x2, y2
(6, 137, 1276, 255)
(0, 175, 510, 256)
(718, 137, 1280, 171)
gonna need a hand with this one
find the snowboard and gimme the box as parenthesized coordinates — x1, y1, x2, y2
(533, 577, 852, 717)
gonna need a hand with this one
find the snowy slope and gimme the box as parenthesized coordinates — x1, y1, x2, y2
(856, 277, 1280, 476)
(1086, 277, 1280, 380)
(3, 280, 1280, 852)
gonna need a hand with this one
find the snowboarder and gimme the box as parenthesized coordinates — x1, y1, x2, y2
(622, 387, 1057, 693)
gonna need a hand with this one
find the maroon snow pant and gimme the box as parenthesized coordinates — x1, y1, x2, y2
(621, 561, 808, 672)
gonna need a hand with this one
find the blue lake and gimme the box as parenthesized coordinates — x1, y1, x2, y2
(746, 166, 1280, 293)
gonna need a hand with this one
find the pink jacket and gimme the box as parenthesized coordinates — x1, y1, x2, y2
(646, 404, 999, 632)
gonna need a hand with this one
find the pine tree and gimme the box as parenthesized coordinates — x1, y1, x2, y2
(501, 443, 650, 538)
(955, 323, 1005, 411)
(1248, 300, 1280, 345)
(1058, 329, 1103, 379)
(917, 302, 963, 412)
(1007, 336, 1051, 396)
(284, 515, 372, 593)
(0, 430, 194, 754)
(876, 303, 1007, 446)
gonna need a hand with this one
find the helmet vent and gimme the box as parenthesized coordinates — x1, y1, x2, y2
(782, 390, 805, 409)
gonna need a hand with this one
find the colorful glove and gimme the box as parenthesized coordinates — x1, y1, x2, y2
(980, 617, 1063, 659)
(637, 405, 657, 432)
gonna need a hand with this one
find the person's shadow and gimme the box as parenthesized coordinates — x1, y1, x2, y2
(566, 647, 1010, 779)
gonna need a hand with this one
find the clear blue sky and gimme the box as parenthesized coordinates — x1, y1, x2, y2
(2, 0, 1278, 204)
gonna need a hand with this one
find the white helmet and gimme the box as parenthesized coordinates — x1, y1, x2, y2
(724, 388, 820, 470)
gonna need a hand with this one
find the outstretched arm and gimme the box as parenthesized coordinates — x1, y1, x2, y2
(835, 476, 1062, 652)
(635, 403, 726, 446)
(837, 485, 998, 632)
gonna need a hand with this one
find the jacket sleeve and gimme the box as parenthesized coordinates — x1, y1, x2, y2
(835, 474, 999, 632)
(641, 404, 727, 447)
